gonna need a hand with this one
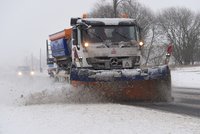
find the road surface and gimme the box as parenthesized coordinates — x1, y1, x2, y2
(124, 86, 200, 118)
(0, 67, 200, 134)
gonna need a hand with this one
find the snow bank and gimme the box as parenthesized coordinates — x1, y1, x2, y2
(0, 104, 199, 134)
(171, 66, 200, 89)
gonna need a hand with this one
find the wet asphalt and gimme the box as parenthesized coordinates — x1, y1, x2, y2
(121, 86, 200, 118)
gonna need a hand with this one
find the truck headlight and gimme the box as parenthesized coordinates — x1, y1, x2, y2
(30, 71, 35, 75)
(139, 41, 144, 46)
(18, 72, 22, 76)
(84, 42, 89, 47)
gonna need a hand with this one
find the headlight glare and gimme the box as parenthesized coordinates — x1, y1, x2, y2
(139, 41, 144, 46)
(18, 72, 22, 76)
(30, 71, 35, 75)
(84, 42, 89, 47)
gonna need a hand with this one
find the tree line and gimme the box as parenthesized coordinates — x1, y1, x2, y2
(89, 0, 200, 65)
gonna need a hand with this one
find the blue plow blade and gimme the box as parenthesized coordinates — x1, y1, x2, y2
(70, 65, 172, 102)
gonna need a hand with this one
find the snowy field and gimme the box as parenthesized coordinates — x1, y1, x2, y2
(0, 67, 200, 134)
(171, 66, 200, 88)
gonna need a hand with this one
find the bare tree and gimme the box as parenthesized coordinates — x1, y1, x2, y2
(119, 0, 154, 38)
(150, 45, 167, 65)
(113, 0, 119, 17)
(158, 7, 200, 65)
(113, 0, 131, 17)
(90, 0, 114, 18)
(90, 0, 131, 18)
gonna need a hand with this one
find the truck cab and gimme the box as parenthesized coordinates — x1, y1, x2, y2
(71, 18, 144, 70)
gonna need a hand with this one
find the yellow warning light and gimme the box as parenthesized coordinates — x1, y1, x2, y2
(120, 13, 129, 18)
(82, 13, 88, 18)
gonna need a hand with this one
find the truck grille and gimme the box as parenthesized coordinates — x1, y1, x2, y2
(86, 56, 140, 69)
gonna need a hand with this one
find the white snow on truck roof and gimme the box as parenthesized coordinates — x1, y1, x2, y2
(80, 18, 136, 25)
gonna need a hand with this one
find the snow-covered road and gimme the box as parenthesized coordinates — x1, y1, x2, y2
(1, 103, 199, 134)
(0, 67, 200, 134)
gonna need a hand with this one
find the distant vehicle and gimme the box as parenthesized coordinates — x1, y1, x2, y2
(17, 66, 35, 76)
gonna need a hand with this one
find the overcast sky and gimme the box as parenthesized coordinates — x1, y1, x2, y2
(0, 0, 199, 68)
(139, 0, 200, 12)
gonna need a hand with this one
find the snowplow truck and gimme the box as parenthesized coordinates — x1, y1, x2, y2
(46, 17, 172, 101)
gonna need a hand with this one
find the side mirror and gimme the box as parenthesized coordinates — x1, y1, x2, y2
(72, 28, 78, 46)
(70, 18, 79, 26)
(72, 27, 80, 50)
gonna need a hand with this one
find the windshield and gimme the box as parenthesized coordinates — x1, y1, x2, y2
(17, 66, 31, 72)
(82, 26, 137, 43)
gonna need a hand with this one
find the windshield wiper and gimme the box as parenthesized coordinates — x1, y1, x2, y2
(114, 31, 130, 41)
(87, 31, 104, 42)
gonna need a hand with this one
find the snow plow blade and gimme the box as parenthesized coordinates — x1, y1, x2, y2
(70, 65, 172, 102)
